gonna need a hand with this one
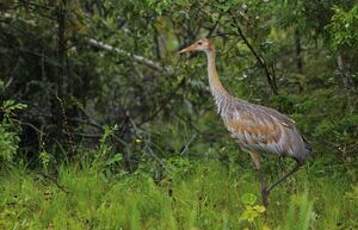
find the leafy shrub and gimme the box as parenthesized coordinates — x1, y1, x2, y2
(327, 5, 358, 50)
(239, 193, 266, 224)
(0, 100, 27, 163)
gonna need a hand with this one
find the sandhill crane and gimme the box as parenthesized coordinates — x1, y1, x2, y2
(179, 38, 312, 207)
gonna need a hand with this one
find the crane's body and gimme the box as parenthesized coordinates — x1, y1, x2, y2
(217, 95, 311, 163)
(179, 38, 312, 206)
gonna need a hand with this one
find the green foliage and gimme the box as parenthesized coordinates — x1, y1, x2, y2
(239, 193, 266, 223)
(327, 5, 358, 50)
(0, 124, 18, 162)
(39, 150, 51, 172)
(97, 124, 118, 160)
(0, 100, 27, 163)
(1, 100, 27, 118)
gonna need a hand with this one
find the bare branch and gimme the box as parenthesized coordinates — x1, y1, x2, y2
(87, 38, 174, 75)
(179, 133, 197, 155)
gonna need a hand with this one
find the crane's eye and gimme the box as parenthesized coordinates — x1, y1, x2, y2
(197, 42, 202, 45)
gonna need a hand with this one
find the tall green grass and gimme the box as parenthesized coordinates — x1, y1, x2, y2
(0, 159, 356, 229)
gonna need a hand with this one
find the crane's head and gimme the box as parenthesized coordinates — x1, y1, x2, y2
(178, 38, 214, 54)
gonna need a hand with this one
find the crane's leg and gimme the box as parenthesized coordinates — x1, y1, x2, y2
(249, 151, 269, 207)
(266, 160, 303, 194)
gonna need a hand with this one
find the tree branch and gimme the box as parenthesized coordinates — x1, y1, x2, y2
(230, 13, 278, 95)
(87, 38, 174, 75)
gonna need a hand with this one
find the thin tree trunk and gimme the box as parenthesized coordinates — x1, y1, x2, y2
(57, 1, 66, 97)
(54, 1, 75, 156)
(153, 28, 161, 60)
(294, 29, 303, 74)
(337, 52, 352, 90)
(337, 51, 354, 112)
(51, 2, 66, 144)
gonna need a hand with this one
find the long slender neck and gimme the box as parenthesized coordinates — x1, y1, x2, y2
(206, 49, 229, 98)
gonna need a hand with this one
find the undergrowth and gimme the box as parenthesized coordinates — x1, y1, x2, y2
(0, 157, 356, 229)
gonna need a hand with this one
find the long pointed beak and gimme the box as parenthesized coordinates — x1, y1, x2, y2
(178, 47, 189, 54)
(178, 44, 196, 54)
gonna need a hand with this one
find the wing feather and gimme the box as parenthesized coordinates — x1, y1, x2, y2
(225, 107, 282, 146)
(256, 104, 295, 128)
(222, 99, 310, 160)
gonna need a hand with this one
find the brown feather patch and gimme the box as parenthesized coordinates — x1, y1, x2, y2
(225, 110, 282, 147)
